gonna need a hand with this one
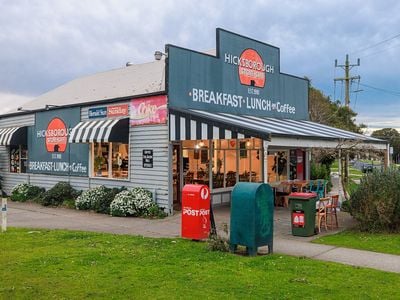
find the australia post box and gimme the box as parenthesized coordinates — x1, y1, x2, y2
(181, 184, 211, 240)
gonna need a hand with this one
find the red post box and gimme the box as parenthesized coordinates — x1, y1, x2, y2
(181, 184, 211, 240)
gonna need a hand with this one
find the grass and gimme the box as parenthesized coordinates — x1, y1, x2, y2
(1, 228, 400, 299)
(313, 230, 400, 256)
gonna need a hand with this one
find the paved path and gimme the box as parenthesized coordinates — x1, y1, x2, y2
(5, 201, 400, 274)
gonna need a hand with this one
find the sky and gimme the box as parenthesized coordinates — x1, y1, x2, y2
(1, 0, 400, 134)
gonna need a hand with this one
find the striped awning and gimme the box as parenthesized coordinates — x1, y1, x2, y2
(0, 127, 27, 146)
(170, 109, 384, 143)
(169, 109, 271, 141)
(68, 118, 129, 143)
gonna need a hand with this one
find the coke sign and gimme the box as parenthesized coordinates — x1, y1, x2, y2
(130, 95, 167, 126)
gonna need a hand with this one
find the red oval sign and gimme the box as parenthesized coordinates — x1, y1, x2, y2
(45, 118, 68, 153)
(238, 49, 265, 88)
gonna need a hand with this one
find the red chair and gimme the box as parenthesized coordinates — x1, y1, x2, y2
(326, 195, 339, 229)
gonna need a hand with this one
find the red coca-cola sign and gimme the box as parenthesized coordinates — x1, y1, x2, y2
(130, 95, 167, 126)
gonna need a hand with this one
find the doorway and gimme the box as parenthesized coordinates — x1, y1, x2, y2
(172, 144, 181, 210)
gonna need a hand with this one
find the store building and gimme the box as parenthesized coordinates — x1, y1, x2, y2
(0, 29, 387, 214)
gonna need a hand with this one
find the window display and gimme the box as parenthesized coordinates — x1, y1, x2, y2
(92, 142, 129, 179)
(10, 145, 27, 173)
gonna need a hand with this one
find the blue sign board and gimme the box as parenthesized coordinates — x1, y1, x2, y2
(28, 108, 89, 176)
(88, 107, 107, 119)
(167, 28, 309, 120)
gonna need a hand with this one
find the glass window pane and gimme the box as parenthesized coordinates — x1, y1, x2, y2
(212, 149, 224, 189)
(112, 143, 129, 179)
(251, 150, 262, 182)
(225, 149, 237, 187)
(93, 142, 109, 177)
(239, 149, 250, 182)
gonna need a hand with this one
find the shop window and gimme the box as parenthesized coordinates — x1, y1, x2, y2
(10, 145, 28, 173)
(92, 142, 129, 179)
(182, 140, 210, 185)
(267, 151, 288, 182)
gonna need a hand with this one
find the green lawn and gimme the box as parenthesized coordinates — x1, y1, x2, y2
(313, 230, 400, 256)
(1, 228, 400, 299)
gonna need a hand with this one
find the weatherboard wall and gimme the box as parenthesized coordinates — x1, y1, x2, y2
(0, 103, 170, 211)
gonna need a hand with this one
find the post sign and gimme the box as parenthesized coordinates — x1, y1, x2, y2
(167, 28, 309, 120)
(28, 108, 89, 176)
(130, 95, 167, 126)
(142, 149, 153, 168)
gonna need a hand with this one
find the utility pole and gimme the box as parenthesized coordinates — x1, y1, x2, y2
(334, 54, 361, 108)
(334, 54, 360, 185)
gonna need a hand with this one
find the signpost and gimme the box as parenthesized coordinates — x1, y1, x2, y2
(1, 198, 7, 232)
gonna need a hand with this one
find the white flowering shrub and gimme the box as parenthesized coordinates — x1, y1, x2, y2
(110, 190, 137, 217)
(75, 186, 111, 211)
(11, 183, 44, 202)
(110, 187, 154, 217)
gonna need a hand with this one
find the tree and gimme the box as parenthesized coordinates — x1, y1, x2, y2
(309, 84, 366, 188)
(309, 86, 364, 133)
(371, 128, 400, 162)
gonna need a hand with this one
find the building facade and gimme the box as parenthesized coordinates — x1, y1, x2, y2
(0, 29, 387, 214)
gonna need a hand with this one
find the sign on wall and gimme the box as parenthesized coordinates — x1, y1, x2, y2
(130, 95, 167, 126)
(28, 108, 89, 176)
(88, 104, 129, 119)
(167, 28, 309, 120)
(142, 149, 153, 168)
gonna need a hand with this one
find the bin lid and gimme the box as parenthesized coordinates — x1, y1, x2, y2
(289, 192, 317, 199)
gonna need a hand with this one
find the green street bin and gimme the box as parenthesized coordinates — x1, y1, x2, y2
(288, 192, 318, 237)
(230, 182, 274, 256)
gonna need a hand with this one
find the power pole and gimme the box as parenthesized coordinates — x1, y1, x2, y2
(334, 54, 360, 185)
(334, 54, 361, 108)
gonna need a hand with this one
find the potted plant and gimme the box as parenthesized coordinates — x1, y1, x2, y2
(94, 156, 105, 176)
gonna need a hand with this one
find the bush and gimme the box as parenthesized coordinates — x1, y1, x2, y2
(109, 190, 137, 217)
(143, 204, 167, 219)
(38, 182, 79, 206)
(10, 183, 44, 202)
(110, 187, 157, 217)
(349, 167, 400, 232)
(76, 185, 111, 212)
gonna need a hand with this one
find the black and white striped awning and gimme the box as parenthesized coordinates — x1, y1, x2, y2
(0, 126, 27, 146)
(170, 109, 384, 143)
(69, 118, 129, 143)
(169, 109, 271, 141)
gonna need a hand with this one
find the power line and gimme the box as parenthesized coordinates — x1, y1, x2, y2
(351, 32, 400, 55)
(359, 42, 400, 59)
(358, 83, 400, 97)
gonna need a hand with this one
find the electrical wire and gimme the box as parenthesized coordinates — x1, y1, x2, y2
(359, 42, 400, 59)
(351, 32, 400, 55)
(358, 83, 400, 97)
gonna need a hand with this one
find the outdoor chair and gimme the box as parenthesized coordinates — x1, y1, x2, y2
(309, 179, 326, 199)
(326, 194, 339, 229)
(316, 197, 329, 233)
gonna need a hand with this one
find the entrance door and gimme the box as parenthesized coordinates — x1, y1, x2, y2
(172, 144, 181, 210)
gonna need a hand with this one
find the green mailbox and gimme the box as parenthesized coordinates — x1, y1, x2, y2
(230, 182, 274, 256)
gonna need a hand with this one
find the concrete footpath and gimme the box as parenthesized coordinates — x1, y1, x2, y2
(5, 201, 400, 274)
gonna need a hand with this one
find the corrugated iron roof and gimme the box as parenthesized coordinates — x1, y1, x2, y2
(17, 60, 165, 112)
